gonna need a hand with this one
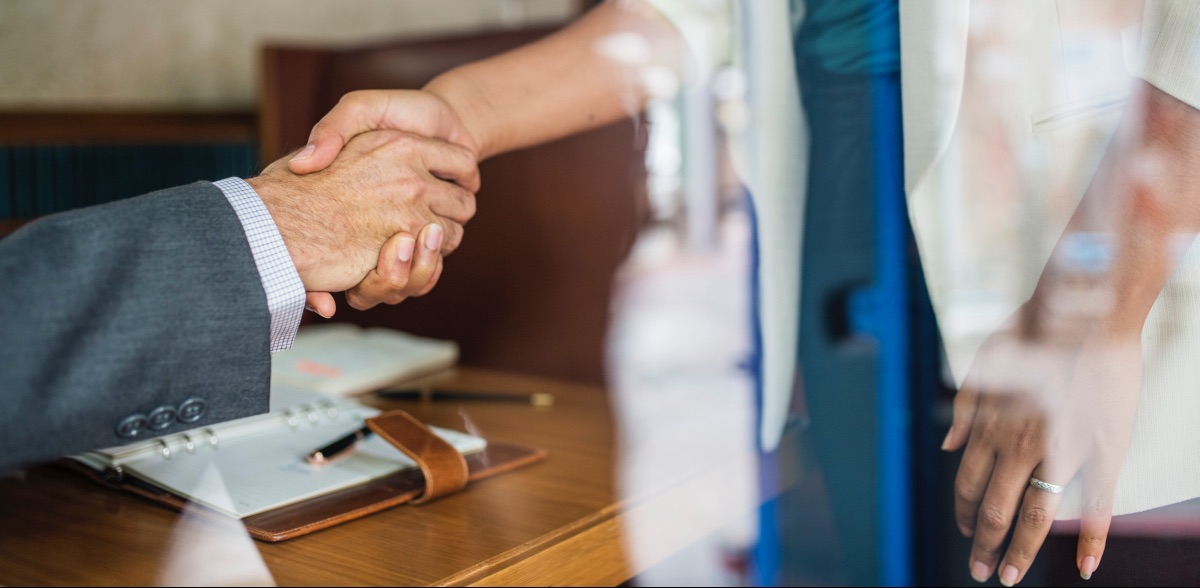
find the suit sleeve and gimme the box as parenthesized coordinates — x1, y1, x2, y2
(1141, 0, 1200, 111)
(0, 181, 273, 472)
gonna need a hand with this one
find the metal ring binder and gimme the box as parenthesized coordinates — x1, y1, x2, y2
(318, 399, 340, 419)
(157, 439, 171, 460)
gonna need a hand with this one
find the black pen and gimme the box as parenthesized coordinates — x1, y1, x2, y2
(376, 388, 554, 406)
(306, 426, 372, 466)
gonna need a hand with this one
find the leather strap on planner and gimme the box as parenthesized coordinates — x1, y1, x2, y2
(365, 410, 469, 504)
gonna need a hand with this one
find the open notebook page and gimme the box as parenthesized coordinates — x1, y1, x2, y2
(83, 401, 485, 519)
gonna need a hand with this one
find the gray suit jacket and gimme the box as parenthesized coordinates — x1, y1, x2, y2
(0, 181, 272, 472)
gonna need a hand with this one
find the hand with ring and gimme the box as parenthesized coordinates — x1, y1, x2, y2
(941, 303, 1143, 586)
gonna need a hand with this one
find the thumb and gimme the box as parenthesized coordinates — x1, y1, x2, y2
(288, 92, 385, 175)
(942, 382, 980, 451)
(305, 292, 337, 319)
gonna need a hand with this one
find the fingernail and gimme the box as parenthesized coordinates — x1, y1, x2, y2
(970, 560, 990, 583)
(941, 427, 954, 451)
(305, 304, 316, 313)
(999, 564, 1018, 587)
(290, 144, 315, 162)
(397, 237, 415, 263)
(424, 224, 443, 251)
(1080, 556, 1097, 580)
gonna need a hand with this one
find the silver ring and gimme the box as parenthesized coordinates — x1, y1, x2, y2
(1029, 477, 1065, 494)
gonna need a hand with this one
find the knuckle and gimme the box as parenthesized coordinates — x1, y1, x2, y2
(1085, 495, 1111, 517)
(388, 132, 415, 151)
(384, 275, 410, 292)
(1011, 427, 1042, 456)
(416, 276, 440, 297)
(1021, 506, 1050, 528)
(1079, 535, 1106, 551)
(345, 292, 368, 311)
(394, 174, 422, 195)
(341, 90, 368, 106)
(461, 193, 478, 219)
(955, 512, 975, 532)
(979, 505, 1011, 532)
(393, 172, 416, 189)
(464, 170, 482, 193)
(308, 118, 331, 136)
(444, 223, 463, 247)
(954, 479, 980, 505)
(411, 180, 428, 197)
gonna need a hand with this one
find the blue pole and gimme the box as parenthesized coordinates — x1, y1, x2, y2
(871, 50, 912, 588)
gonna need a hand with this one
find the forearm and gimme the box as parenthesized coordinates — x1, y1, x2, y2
(423, 0, 684, 161)
(1028, 81, 1200, 338)
(0, 184, 272, 471)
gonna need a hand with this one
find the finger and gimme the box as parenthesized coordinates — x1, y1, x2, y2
(406, 224, 444, 293)
(305, 292, 336, 319)
(288, 91, 389, 175)
(399, 133, 480, 192)
(1077, 462, 1119, 581)
(954, 434, 996, 538)
(969, 459, 1033, 583)
(345, 224, 446, 308)
(425, 179, 478, 225)
(944, 380, 981, 452)
(431, 220, 463, 255)
(345, 233, 417, 311)
(997, 464, 1072, 587)
(415, 256, 443, 297)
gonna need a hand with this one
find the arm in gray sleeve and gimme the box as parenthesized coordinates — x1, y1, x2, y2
(0, 182, 276, 472)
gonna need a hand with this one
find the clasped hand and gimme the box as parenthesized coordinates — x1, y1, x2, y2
(249, 89, 480, 316)
(943, 306, 1142, 585)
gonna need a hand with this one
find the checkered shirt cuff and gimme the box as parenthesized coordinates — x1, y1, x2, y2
(212, 177, 305, 353)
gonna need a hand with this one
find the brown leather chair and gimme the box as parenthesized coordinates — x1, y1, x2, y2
(260, 26, 649, 384)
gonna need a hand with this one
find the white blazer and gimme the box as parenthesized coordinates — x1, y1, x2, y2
(902, 0, 1200, 519)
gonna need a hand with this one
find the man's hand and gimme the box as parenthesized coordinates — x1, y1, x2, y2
(282, 2, 684, 315)
(303, 223, 446, 319)
(286, 89, 480, 317)
(248, 129, 477, 294)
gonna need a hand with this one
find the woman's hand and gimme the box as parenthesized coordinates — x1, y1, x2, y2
(288, 89, 479, 317)
(942, 306, 1142, 585)
(288, 89, 481, 178)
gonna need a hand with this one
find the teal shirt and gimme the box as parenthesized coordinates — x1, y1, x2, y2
(792, 0, 900, 75)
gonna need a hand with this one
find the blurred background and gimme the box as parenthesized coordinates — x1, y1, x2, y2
(7, 1, 1200, 587)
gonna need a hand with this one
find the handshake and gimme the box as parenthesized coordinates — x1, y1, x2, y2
(250, 89, 483, 318)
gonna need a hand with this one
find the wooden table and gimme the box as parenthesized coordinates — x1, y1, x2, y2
(0, 368, 751, 586)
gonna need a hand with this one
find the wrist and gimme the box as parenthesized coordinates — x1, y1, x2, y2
(1024, 273, 1150, 343)
(245, 174, 316, 284)
(424, 72, 496, 161)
